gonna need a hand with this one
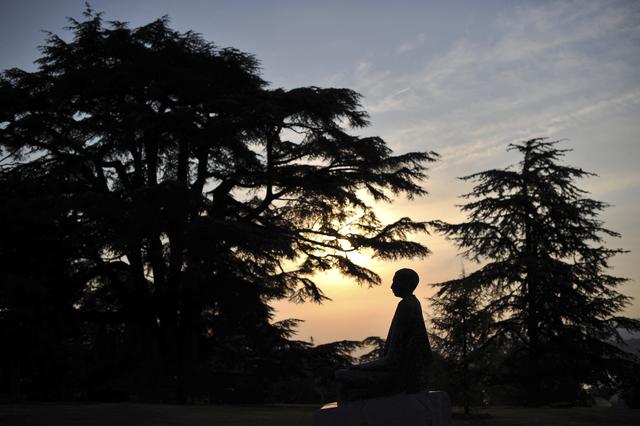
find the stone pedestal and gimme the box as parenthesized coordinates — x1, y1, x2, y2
(312, 390, 451, 426)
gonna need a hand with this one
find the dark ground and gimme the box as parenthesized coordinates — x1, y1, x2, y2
(1, 403, 639, 425)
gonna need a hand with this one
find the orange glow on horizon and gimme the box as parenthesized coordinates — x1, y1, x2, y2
(273, 185, 640, 345)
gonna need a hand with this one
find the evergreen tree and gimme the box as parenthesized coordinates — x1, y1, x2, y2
(430, 266, 494, 413)
(0, 8, 437, 399)
(432, 138, 639, 404)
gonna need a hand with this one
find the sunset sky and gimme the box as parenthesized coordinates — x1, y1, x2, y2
(2, 0, 638, 344)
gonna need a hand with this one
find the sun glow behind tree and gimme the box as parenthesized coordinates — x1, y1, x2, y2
(0, 8, 439, 399)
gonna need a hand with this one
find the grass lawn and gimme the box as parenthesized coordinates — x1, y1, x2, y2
(452, 406, 640, 426)
(1, 403, 639, 425)
(0, 403, 316, 426)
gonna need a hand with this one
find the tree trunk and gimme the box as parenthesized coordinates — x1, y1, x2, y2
(523, 150, 541, 405)
(463, 311, 470, 414)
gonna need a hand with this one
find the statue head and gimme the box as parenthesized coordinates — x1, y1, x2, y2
(391, 268, 420, 298)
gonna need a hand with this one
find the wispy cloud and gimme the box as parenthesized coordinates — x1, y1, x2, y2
(347, 0, 640, 174)
(396, 32, 427, 54)
(269, 0, 640, 337)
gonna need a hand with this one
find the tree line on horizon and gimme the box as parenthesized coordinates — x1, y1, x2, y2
(0, 9, 638, 407)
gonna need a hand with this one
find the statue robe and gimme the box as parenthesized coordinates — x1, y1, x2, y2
(335, 295, 432, 401)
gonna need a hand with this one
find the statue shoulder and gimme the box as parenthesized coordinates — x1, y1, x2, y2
(398, 296, 423, 316)
(399, 295, 421, 308)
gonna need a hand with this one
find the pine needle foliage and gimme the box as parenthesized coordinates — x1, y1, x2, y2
(431, 138, 639, 404)
(430, 267, 494, 413)
(0, 8, 437, 399)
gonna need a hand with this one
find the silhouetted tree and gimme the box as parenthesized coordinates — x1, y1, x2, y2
(432, 138, 639, 404)
(0, 8, 437, 400)
(359, 336, 386, 363)
(0, 162, 78, 399)
(430, 267, 494, 413)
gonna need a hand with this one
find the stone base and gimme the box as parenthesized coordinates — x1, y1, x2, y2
(312, 390, 451, 426)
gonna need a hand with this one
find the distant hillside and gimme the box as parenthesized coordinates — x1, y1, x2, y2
(620, 338, 640, 355)
(613, 323, 640, 355)
(617, 322, 640, 340)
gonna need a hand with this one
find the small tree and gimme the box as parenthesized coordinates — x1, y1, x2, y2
(430, 267, 494, 413)
(432, 138, 639, 404)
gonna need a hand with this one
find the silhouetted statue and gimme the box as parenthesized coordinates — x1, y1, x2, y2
(335, 268, 432, 403)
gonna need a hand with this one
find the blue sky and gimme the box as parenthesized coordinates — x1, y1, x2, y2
(2, 0, 639, 342)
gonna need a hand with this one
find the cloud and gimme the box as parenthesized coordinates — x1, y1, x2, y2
(346, 0, 640, 173)
(352, 60, 393, 97)
(585, 171, 640, 197)
(396, 32, 427, 54)
(543, 90, 640, 135)
(275, 0, 640, 339)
